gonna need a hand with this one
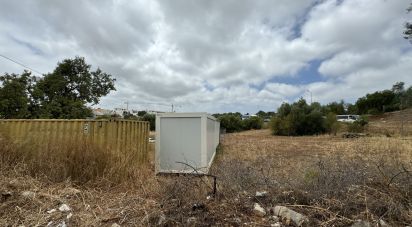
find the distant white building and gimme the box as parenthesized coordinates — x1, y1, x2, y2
(241, 113, 257, 120)
(114, 108, 128, 117)
(147, 110, 166, 115)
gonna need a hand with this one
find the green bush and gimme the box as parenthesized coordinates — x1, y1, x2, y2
(347, 116, 368, 133)
(367, 108, 381, 115)
(218, 114, 242, 133)
(270, 116, 289, 135)
(242, 116, 263, 130)
(141, 113, 155, 131)
(270, 99, 326, 136)
(324, 112, 340, 135)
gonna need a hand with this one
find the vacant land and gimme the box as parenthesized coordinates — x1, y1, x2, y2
(367, 108, 412, 136)
(1, 114, 411, 226)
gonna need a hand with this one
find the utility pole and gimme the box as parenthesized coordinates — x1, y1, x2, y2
(124, 101, 129, 111)
(171, 103, 182, 112)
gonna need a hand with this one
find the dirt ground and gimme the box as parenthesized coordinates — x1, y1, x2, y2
(1, 114, 412, 226)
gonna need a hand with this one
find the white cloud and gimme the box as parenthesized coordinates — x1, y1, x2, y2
(318, 49, 401, 77)
(0, 0, 411, 114)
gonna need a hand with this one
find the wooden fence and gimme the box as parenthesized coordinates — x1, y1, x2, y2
(0, 119, 150, 163)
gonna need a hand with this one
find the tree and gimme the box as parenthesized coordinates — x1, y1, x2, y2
(218, 113, 242, 133)
(32, 57, 116, 118)
(256, 110, 275, 120)
(242, 116, 263, 130)
(322, 100, 346, 115)
(355, 90, 396, 114)
(271, 98, 326, 136)
(277, 102, 291, 118)
(392, 82, 407, 110)
(256, 110, 266, 119)
(137, 110, 147, 117)
(324, 112, 340, 135)
(392, 82, 405, 94)
(310, 102, 322, 112)
(405, 86, 412, 108)
(141, 113, 155, 131)
(405, 3, 412, 42)
(0, 71, 34, 118)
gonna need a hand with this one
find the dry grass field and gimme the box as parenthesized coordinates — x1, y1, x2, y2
(367, 108, 412, 136)
(1, 111, 412, 226)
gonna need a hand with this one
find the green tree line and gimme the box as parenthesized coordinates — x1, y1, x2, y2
(216, 82, 411, 136)
(212, 112, 264, 133)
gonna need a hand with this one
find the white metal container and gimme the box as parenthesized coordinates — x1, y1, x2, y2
(155, 112, 220, 174)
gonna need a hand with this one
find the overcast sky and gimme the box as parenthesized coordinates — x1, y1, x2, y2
(1, 0, 411, 113)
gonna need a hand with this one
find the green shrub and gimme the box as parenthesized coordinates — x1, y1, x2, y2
(347, 116, 368, 133)
(141, 113, 155, 131)
(270, 116, 289, 135)
(271, 99, 326, 136)
(324, 112, 340, 135)
(242, 116, 263, 130)
(218, 114, 242, 133)
(367, 108, 381, 115)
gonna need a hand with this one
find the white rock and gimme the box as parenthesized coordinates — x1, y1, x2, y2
(56, 221, 67, 227)
(21, 191, 35, 198)
(47, 208, 56, 214)
(253, 203, 266, 217)
(66, 212, 73, 219)
(378, 219, 390, 227)
(157, 213, 166, 226)
(271, 223, 281, 227)
(111, 223, 121, 227)
(187, 217, 197, 225)
(273, 206, 308, 226)
(59, 204, 71, 212)
(255, 191, 268, 197)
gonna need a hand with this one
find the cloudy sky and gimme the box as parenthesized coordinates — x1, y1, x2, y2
(1, 0, 411, 113)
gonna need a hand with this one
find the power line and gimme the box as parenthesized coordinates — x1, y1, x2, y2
(0, 54, 44, 75)
(127, 101, 183, 112)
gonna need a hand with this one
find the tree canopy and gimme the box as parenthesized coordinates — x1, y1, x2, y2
(0, 71, 34, 118)
(271, 99, 326, 136)
(0, 57, 116, 119)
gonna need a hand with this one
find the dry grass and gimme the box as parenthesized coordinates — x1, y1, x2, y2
(0, 134, 148, 184)
(1, 113, 412, 226)
(211, 130, 412, 226)
(367, 108, 412, 136)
